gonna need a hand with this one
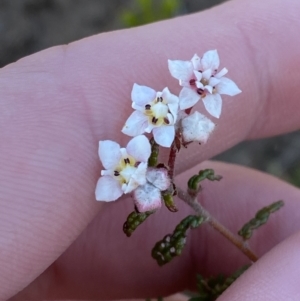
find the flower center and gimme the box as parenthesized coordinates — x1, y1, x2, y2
(144, 96, 171, 126)
(201, 78, 209, 86)
(113, 149, 139, 184)
(119, 165, 137, 183)
(190, 72, 210, 96)
(189, 73, 210, 98)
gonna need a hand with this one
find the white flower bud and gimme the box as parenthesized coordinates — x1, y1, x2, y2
(146, 167, 170, 191)
(133, 182, 162, 212)
(181, 111, 215, 144)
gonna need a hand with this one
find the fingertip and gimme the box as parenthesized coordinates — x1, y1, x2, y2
(218, 231, 300, 301)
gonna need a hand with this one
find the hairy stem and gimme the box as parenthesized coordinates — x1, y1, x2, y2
(167, 141, 178, 180)
(177, 188, 258, 262)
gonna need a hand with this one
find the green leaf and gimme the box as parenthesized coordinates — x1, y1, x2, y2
(121, 0, 182, 28)
(238, 200, 284, 240)
(123, 211, 153, 237)
(152, 215, 204, 266)
(191, 265, 250, 301)
(188, 169, 222, 191)
(162, 193, 178, 212)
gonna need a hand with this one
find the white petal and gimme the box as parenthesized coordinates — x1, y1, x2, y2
(126, 135, 151, 162)
(166, 113, 174, 125)
(204, 85, 213, 94)
(202, 93, 222, 118)
(162, 87, 179, 104)
(133, 183, 162, 212)
(122, 111, 148, 137)
(101, 169, 114, 176)
(179, 79, 191, 87)
(209, 77, 221, 87)
(146, 168, 170, 191)
(193, 70, 202, 81)
(168, 59, 194, 81)
(131, 83, 156, 106)
(217, 77, 242, 96)
(181, 111, 215, 143)
(123, 181, 138, 194)
(98, 140, 121, 169)
(167, 103, 179, 123)
(134, 162, 148, 185)
(153, 126, 175, 148)
(195, 81, 204, 89)
(202, 68, 212, 80)
(201, 50, 220, 71)
(179, 87, 200, 110)
(191, 54, 201, 70)
(145, 123, 155, 133)
(124, 162, 148, 193)
(215, 67, 228, 78)
(132, 102, 144, 112)
(95, 176, 123, 201)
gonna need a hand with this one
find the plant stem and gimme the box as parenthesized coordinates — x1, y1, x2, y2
(167, 141, 177, 180)
(177, 188, 258, 262)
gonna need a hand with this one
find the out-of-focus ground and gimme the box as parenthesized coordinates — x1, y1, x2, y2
(0, 0, 299, 186)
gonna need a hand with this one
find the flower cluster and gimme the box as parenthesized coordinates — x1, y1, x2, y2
(95, 50, 241, 211)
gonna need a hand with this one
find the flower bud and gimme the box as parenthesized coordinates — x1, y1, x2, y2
(181, 111, 215, 143)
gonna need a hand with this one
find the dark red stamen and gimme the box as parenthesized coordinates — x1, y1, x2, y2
(196, 88, 204, 95)
(152, 117, 158, 124)
(189, 79, 196, 86)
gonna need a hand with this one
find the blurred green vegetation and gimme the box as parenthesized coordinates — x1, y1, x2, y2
(121, 0, 182, 27)
(288, 167, 300, 187)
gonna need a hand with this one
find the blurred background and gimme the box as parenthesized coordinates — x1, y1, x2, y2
(0, 0, 299, 186)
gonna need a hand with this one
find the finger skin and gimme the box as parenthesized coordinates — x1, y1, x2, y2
(218, 232, 300, 301)
(11, 161, 300, 300)
(1, 0, 300, 299)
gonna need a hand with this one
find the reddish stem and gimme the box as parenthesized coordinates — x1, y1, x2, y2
(177, 187, 258, 262)
(167, 141, 177, 180)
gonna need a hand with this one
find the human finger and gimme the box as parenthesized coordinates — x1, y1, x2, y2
(217, 231, 300, 301)
(10, 161, 300, 300)
(1, 0, 300, 298)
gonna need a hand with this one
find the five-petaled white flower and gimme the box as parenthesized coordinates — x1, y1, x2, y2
(95, 135, 151, 202)
(181, 111, 215, 144)
(122, 84, 179, 148)
(133, 167, 171, 212)
(168, 50, 241, 119)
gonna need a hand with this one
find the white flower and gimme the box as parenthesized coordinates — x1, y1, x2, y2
(122, 84, 179, 148)
(181, 111, 215, 143)
(133, 167, 170, 212)
(95, 135, 151, 202)
(168, 50, 241, 118)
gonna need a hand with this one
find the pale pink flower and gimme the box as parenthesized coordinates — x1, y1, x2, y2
(168, 50, 241, 118)
(122, 84, 179, 148)
(95, 135, 151, 202)
(133, 167, 170, 212)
